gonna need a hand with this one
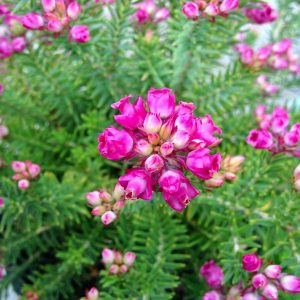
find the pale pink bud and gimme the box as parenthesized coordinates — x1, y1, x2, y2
(182, 2, 199, 20)
(102, 248, 115, 264)
(224, 172, 236, 181)
(99, 190, 112, 202)
(12, 37, 26, 52)
(119, 264, 128, 273)
(123, 252, 136, 267)
(204, 3, 219, 16)
(135, 139, 153, 156)
(171, 130, 190, 149)
(220, 0, 239, 13)
(86, 287, 99, 300)
(28, 163, 41, 178)
(0, 125, 9, 138)
(205, 175, 225, 188)
(22, 13, 44, 30)
(109, 264, 119, 274)
(257, 75, 267, 85)
(144, 154, 164, 173)
(148, 133, 160, 145)
(101, 211, 116, 225)
(262, 283, 278, 300)
(284, 131, 299, 147)
(264, 265, 281, 279)
(113, 183, 125, 200)
(154, 8, 169, 22)
(47, 20, 63, 32)
(18, 179, 30, 190)
(69, 25, 90, 43)
(0, 197, 4, 207)
(280, 275, 300, 293)
(86, 191, 101, 206)
(242, 253, 263, 272)
(159, 119, 174, 140)
(11, 161, 26, 173)
(160, 142, 174, 157)
(91, 206, 105, 216)
(252, 273, 268, 289)
(272, 38, 292, 54)
(143, 113, 162, 133)
(67, 2, 81, 20)
(42, 0, 56, 12)
(202, 291, 222, 300)
(242, 293, 260, 300)
(114, 251, 123, 264)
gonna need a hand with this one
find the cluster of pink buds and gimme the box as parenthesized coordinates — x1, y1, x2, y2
(242, 3, 278, 24)
(0, 117, 9, 139)
(293, 164, 300, 192)
(97, 87, 222, 212)
(234, 38, 300, 74)
(80, 287, 99, 300)
(133, 0, 170, 24)
(201, 254, 300, 299)
(11, 160, 41, 190)
(256, 75, 279, 96)
(247, 106, 300, 158)
(22, 0, 90, 43)
(86, 187, 126, 225)
(182, 0, 239, 21)
(0, 5, 27, 59)
(205, 155, 245, 188)
(102, 248, 136, 275)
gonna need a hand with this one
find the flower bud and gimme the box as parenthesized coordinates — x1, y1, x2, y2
(160, 142, 174, 157)
(171, 130, 190, 149)
(135, 139, 153, 156)
(109, 264, 119, 274)
(102, 248, 115, 264)
(86, 191, 101, 206)
(220, 0, 239, 13)
(143, 113, 162, 133)
(67, 2, 81, 20)
(242, 253, 263, 273)
(113, 200, 125, 211)
(262, 284, 278, 300)
(119, 264, 128, 273)
(154, 8, 170, 22)
(202, 290, 222, 300)
(0, 197, 4, 207)
(148, 133, 160, 145)
(18, 179, 30, 190)
(182, 2, 199, 20)
(264, 265, 281, 279)
(242, 293, 260, 300)
(28, 163, 41, 178)
(47, 20, 63, 32)
(224, 172, 236, 181)
(42, 0, 56, 12)
(252, 273, 268, 289)
(91, 206, 105, 216)
(12, 37, 26, 53)
(114, 251, 123, 264)
(99, 190, 112, 202)
(101, 211, 117, 225)
(22, 13, 44, 30)
(69, 25, 90, 43)
(0, 125, 9, 138)
(280, 275, 300, 293)
(113, 183, 125, 200)
(11, 161, 26, 173)
(124, 252, 136, 267)
(86, 287, 99, 300)
(145, 154, 164, 173)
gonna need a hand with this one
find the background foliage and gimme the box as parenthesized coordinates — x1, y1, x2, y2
(0, 0, 299, 299)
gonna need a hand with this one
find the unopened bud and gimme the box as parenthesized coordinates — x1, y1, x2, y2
(102, 248, 115, 265)
(18, 179, 30, 190)
(119, 264, 128, 273)
(160, 142, 174, 157)
(67, 2, 81, 20)
(135, 139, 153, 156)
(99, 190, 112, 203)
(109, 264, 119, 274)
(124, 252, 136, 267)
(86, 287, 99, 300)
(114, 251, 123, 264)
(224, 172, 237, 181)
(86, 191, 101, 206)
(148, 133, 160, 145)
(113, 183, 125, 200)
(101, 211, 117, 225)
(205, 174, 224, 188)
(91, 206, 105, 216)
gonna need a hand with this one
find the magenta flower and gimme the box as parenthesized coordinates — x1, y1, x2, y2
(67, 1, 81, 20)
(200, 260, 224, 289)
(219, 0, 239, 13)
(22, 12, 44, 30)
(182, 2, 200, 20)
(11, 37, 26, 52)
(98, 127, 134, 160)
(123, 252, 136, 267)
(47, 20, 63, 32)
(273, 38, 292, 54)
(242, 253, 263, 273)
(246, 129, 273, 150)
(243, 3, 278, 24)
(69, 25, 90, 43)
(0, 38, 13, 59)
(252, 273, 268, 289)
(262, 283, 278, 300)
(280, 275, 300, 293)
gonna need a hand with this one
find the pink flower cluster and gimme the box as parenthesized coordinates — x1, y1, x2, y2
(256, 75, 279, 96)
(182, 0, 239, 21)
(98, 87, 222, 212)
(0, 5, 27, 59)
(247, 106, 300, 158)
(102, 248, 136, 275)
(81, 287, 99, 300)
(234, 38, 300, 74)
(86, 188, 125, 225)
(11, 160, 41, 190)
(242, 3, 278, 24)
(133, 0, 170, 24)
(205, 155, 245, 188)
(294, 164, 300, 192)
(22, 0, 90, 43)
(201, 254, 300, 300)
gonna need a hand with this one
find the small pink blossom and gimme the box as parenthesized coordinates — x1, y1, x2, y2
(202, 290, 222, 300)
(101, 211, 117, 225)
(69, 25, 90, 43)
(102, 248, 115, 265)
(182, 2, 200, 20)
(219, 0, 239, 13)
(262, 283, 278, 300)
(18, 179, 30, 190)
(123, 252, 136, 267)
(252, 273, 268, 289)
(200, 260, 224, 289)
(264, 265, 281, 279)
(22, 12, 44, 30)
(280, 275, 300, 293)
(67, 2, 81, 20)
(242, 253, 263, 273)
(86, 287, 99, 300)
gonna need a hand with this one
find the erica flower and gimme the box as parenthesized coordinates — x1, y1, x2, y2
(246, 129, 273, 150)
(97, 87, 222, 211)
(252, 273, 268, 289)
(202, 290, 222, 300)
(264, 265, 281, 279)
(242, 253, 263, 273)
(243, 3, 278, 24)
(86, 287, 99, 300)
(280, 275, 300, 293)
(200, 260, 224, 289)
(182, 2, 200, 20)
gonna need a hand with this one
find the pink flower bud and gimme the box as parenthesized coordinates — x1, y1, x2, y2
(272, 38, 292, 54)
(22, 13, 44, 30)
(67, 2, 81, 20)
(112, 250, 122, 264)
(204, 3, 219, 16)
(182, 2, 199, 20)
(112, 183, 125, 200)
(159, 119, 174, 140)
(252, 273, 268, 289)
(135, 139, 153, 156)
(171, 130, 190, 149)
(0, 39, 13, 59)
(202, 290, 222, 300)
(119, 264, 128, 273)
(143, 113, 162, 133)
(144, 154, 164, 173)
(160, 142, 174, 157)
(200, 260, 224, 289)
(242, 253, 263, 273)
(98, 127, 134, 160)
(246, 129, 273, 150)
(69, 25, 90, 43)
(42, 0, 56, 12)
(102, 248, 115, 264)
(28, 163, 41, 178)
(86, 287, 99, 300)
(280, 275, 300, 293)
(220, 0, 239, 13)
(284, 131, 299, 147)
(147, 88, 175, 119)
(47, 20, 63, 32)
(262, 283, 278, 300)
(109, 264, 119, 274)
(0, 197, 4, 207)
(101, 211, 117, 225)
(86, 191, 101, 206)
(148, 133, 160, 145)
(263, 83, 279, 95)
(223, 172, 236, 181)
(11, 161, 26, 173)
(154, 8, 170, 22)
(205, 174, 225, 188)
(123, 252, 136, 267)
(18, 179, 30, 190)
(294, 164, 300, 179)
(242, 293, 260, 300)
(12, 37, 26, 52)
(264, 265, 281, 279)
(257, 75, 267, 85)
(0, 125, 9, 138)
(91, 206, 105, 216)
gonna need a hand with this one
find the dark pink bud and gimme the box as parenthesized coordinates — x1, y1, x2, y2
(18, 179, 30, 190)
(22, 13, 44, 30)
(69, 25, 90, 43)
(242, 253, 263, 273)
(123, 252, 136, 266)
(182, 2, 199, 20)
(101, 211, 116, 225)
(200, 260, 224, 289)
(12, 37, 26, 52)
(0, 39, 13, 59)
(252, 273, 268, 289)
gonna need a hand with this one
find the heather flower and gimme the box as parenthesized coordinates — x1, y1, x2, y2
(86, 287, 99, 300)
(202, 290, 222, 300)
(242, 253, 263, 273)
(264, 265, 281, 279)
(262, 283, 278, 300)
(200, 260, 224, 289)
(246, 129, 273, 150)
(243, 3, 278, 24)
(69, 25, 90, 43)
(123, 252, 136, 267)
(182, 2, 200, 20)
(280, 275, 300, 293)
(252, 273, 268, 289)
